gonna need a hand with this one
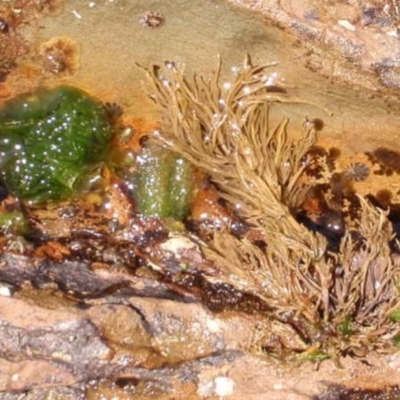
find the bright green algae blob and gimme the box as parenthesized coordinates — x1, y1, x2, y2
(133, 146, 195, 220)
(0, 86, 113, 203)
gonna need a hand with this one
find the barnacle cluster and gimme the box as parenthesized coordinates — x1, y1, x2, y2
(142, 56, 400, 358)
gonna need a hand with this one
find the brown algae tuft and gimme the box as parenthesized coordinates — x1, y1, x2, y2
(141, 55, 400, 359)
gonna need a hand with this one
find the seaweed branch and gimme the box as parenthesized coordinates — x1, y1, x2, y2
(142, 57, 324, 256)
(141, 57, 400, 355)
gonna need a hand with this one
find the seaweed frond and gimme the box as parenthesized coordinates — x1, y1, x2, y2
(141, 57, 400, 356)
(142, 57, 325, 256)
(335, 198, 400, 327)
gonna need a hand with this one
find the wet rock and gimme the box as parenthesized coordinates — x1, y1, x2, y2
(0, 385, 84, 400)
(0, 359, 77, 393)
(126, 297, 260, 363)
(0, 296, 111, 391)
(316, 383, 400, 400)
(230, 0, 400, 92)
(0, 253, 198, 301)
(0, 282, 400, 398)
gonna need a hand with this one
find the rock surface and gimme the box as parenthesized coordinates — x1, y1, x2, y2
(230, 0, 400, 92)
(0, 254, 399, 399)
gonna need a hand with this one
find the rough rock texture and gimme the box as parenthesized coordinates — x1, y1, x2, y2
(0, 255, 400, 399)
(230, 0, 400, 92)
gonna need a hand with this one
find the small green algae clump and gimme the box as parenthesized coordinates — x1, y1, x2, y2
(0, 86, 113, 203)
(0, 211, 30, 235)
(133, 146, 195, 220)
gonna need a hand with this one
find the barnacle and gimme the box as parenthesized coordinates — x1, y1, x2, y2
(39, 36, 80, 76)
(0, 86, 113, 203)
(344, 162, 370, 182)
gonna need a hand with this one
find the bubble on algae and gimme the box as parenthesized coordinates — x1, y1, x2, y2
(0, 86, 113, 203)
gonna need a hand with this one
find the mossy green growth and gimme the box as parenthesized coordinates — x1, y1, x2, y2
(0, 211, 30, 235)
(132, 146, 195, 220)
(393, 333, 400, 346)
(388, 309, 400, 323)
(337, 315, 354, 336)
(298, 349, 330, 362)
(0, 86, 113, 203)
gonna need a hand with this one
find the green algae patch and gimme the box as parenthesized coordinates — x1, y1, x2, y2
(133, 146, 195, 220)
(0, 211, 30, 235)
(388, 309, 400, 323)
(0, 86, 113, 203)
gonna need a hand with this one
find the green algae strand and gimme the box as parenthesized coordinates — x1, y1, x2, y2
(0, 86, 113, 203)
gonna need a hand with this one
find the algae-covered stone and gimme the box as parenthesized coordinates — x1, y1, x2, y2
(0, 86, 112, 203)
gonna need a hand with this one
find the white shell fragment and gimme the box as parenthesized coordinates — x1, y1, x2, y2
(337, 20, 356, 31)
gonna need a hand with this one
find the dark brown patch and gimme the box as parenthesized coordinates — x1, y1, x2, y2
(375, 189, 392, 209)
(371, 147, 400, 173)
(139, 11, 165, 29)
(327, 147, 341, 171)
(330, 172, 354, 199)
(265, 85, 287, 94)
(104, 102, 124, 122)
(0, 18, 9, 33)
(310, 117, 324, 131)
(303, 145, 328, 179)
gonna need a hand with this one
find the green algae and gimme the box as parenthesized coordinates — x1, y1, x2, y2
(0, 86, 113, 203)
(388, 309, 400, 323)
(132, 146, 195, 220)
(0, 85, 196, 220)
(0, 211, 30, 235)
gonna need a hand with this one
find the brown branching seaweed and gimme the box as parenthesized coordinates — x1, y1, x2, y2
(336, 199, 400, 324)
(141, 57, 400, 357)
